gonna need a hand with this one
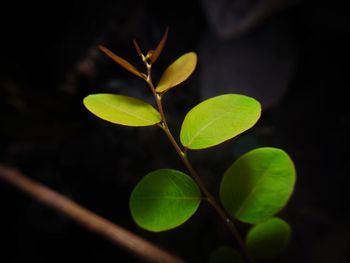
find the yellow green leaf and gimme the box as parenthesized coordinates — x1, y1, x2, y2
(155, 52, 197, 93)
(180, 94, 261, 150)
(83, 94, 161, 127)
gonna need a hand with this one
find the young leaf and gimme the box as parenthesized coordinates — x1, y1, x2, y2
(246, 217, 291, 259)
(99, 45, 144, 78)
(219, 147, 296, 224)
(150, 27, 168, 64)
(209, 246, 243, 263)
(155, 52, 197, 93)
(130, 169, 201, 232)
(180, 94, 261, 150)
(83, 94, 161, 127)
(133, 39, 144, 58)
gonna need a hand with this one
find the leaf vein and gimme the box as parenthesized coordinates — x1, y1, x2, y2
(235, 156, 278, 217)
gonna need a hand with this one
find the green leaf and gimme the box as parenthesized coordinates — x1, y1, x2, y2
(155, 52, 197, 93)
(246, 217, 291, 259)
(130, 169, 201, 232)
(83, 94, 161, 127)
(180, 94, 261, 150)
(220, 147, 296, 224)
(209, 246, 243, 263)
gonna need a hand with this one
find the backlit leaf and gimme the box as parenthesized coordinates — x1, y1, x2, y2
(99, 45, 144, 78)
(246, 218, 291, 259)
(155, 52, 197, 93)
(83, 94, 161, 127)
(130, 169, 201, 232)
(150, 27, 168, 64)
(180, 94, 261, 150)
(220, 147, 296, 224)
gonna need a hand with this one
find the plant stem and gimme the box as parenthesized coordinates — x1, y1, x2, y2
(0, 164, 185, 263)
(145, 66, 255, 263)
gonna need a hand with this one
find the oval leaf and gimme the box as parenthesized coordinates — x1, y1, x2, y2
(209, 247, 243, 263)
(155, 52, 197, 93)
(246, 218, 291, 259)
(220, 147, 296, 224)
(99, 45, 144, 78)
(130, 169, 201, 232)
(180, 94, 261, 150)
(83, 94, 161, 127)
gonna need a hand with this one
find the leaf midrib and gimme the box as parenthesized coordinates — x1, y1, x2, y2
(101, 98, 159, 124)
(185, 108, 235, 147)
(235, 156, 278, 217)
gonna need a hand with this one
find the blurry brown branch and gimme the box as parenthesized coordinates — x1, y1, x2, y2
(0, 164, 185, 263)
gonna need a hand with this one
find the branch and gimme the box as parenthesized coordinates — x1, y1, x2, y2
(144, 64, 254, 263)
(0, 164, 185, 263)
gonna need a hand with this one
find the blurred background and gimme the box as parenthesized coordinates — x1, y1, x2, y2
(0, 0, 349, 262)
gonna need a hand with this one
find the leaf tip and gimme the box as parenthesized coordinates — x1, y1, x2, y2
(155, 51, 198, 94)
(133, 39, 143, 58)
(150, 27, 169, 63)
(98, 45, 110, 55)
(98, 45, 143, 78)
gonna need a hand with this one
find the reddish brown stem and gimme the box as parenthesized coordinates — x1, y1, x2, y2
(0, 164, 185, 263)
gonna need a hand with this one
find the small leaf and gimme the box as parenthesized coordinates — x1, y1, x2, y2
(99, 45, 144, 78)
(246, 218, 291, 259)
(209, 246, 243, 263)
(220, 147, 296, 224)
(180, 94, 261, 150)
(133, 39, 144, 58)
(130, 169, 201, 232)
(150, 27, 168, 64)
(83, 94, 161, 127)
(155, 52, 197, 93)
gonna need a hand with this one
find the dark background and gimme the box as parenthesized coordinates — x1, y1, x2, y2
(0, 1, 349, 262)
